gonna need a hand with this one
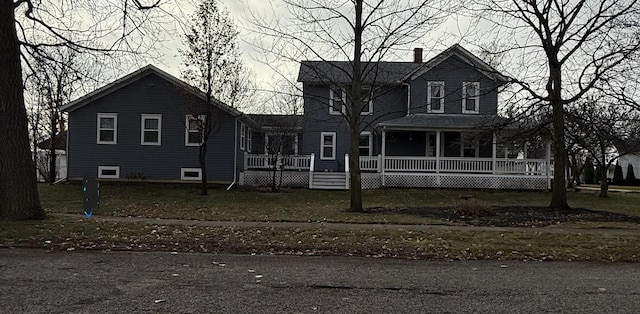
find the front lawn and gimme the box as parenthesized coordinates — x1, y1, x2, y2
(38, 183, 640, 224)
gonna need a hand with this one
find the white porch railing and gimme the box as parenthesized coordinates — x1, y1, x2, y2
(244, 153, 311, 170)
(360, 155, 381, 171)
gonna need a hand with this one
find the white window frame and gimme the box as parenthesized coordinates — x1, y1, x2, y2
(461, 134, 478, 157)
(98, 166, 120, 179)
(320, 132, 336, 160)
(329, 87, 346, 115)
(361, 87, 373, 115)
(140, 114, 162, 146)
(462, 82, 480, 114)
(185, 115, 205, 146)
(427, 81, 445, 113)
(247, 129, 252, 153)
(97, 113, 117, 144)
(240, 123, 246, 150)
(359, 131, 373, 156)
(181, 168, 202, 180)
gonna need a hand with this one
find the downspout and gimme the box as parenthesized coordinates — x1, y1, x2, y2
(226, 116, 240, 190)
(403, 82, 411, 115)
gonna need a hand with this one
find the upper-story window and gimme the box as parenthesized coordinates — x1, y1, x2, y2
(185, 115, 205, 146)
(141, 114, 162, 145)
(329, 87, 346, 115)
(462, 82, 480, 114)
(427, 81, 445, 113)
(361, 87, 373, 115)
(97, 113, 117, 144)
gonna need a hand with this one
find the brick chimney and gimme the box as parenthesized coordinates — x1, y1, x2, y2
(414, 48, 423, 63)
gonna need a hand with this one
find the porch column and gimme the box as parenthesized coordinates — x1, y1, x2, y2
(492, 133, 497, 174)
(381, 129, 386, 186)
(435, 131, 441, 173)
(523, 141, 528, 175)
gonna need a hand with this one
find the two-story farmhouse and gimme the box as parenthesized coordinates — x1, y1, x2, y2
(242, 44, 553, 190)
(62, 45, 552, 190)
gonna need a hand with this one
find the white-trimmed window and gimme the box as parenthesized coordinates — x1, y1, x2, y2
(462, 134, 478, 157)
(427, 81, 445, 113)
(359, 131, 373, 156)
(320, 132, 336, 160)
(361, 87, 373, 115)
(181, 168, 202, 180)
(141, 114, 162, 145)
(329, 87, 346, 115)
(247, 129, 252, 152)
(462, 82, 480, 114)
(240, 123, 246, 150)
(97, 113, 117, 144)
(185, 115, 205, 146)
(98, 166, 120, 179)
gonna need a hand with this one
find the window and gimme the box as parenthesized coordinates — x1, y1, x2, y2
(462, 134, 477, 157)
(361, 87, 373, 115)
(97, 113, 117, 144)
(427, 81, 445, 113)
(185, 115, 205, 146)
(462, 82, 480, 113)
(141, 114, 161, 145)
(98, 166, 120, 179)
(359, 132, 373, 156)
(329, 87, 345, 115)
(181, 168, 202, 180)
(240, 124, 246, 150)
(320, 132, 336, 160)
(247, 129, 252, 152)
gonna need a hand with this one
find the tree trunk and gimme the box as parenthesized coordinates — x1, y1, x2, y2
(348, 0, 364, 212)
(599, 166, 609, 198)
(548, 65, 570, 210)
(48, 108, 58, 183)
(0, 2, 46, 220)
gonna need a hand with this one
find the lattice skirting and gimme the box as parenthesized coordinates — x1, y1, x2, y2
(348, 173, 382, 190)
(384, 173, 549, 190)
(240, 171, 309, 188)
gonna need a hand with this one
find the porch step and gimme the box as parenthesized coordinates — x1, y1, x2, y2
(310, 172, 347, 190)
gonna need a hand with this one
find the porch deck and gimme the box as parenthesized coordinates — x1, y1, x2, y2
(241, 153, 552, 190)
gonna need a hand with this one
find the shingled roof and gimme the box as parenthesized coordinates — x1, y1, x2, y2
(377, 114, 505, 130)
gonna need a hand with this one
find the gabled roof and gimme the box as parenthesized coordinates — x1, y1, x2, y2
(247, 114, 304, 132)
(36, 130, 67, 150)
(60, 64, 241, 117)
(377, 114, 505, 130)
(297, 44, 509, 85)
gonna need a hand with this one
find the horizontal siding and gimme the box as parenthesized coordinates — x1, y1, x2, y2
(68, 73, 238, 182)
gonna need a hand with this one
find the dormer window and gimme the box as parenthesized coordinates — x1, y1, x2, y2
(329, 87, 346, 115)
(427, 81, 444, 113)
(462, 82, 480, 114)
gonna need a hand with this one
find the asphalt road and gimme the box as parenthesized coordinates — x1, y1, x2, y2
(0, 249, 638, 313)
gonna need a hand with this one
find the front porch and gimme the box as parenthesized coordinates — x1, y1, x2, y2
(240, 152, 553, 190)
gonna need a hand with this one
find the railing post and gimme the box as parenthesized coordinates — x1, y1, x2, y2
(492, 133, 497, 174)
(344, 154, 350, 190)
(309, 153, 315, 189)
(435, 131, 441, 174)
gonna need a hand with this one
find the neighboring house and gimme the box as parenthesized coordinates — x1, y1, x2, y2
(241, 44, 553, 190)
(61, 65, 259, 184)
(614, 140, 640, 180)
(35, 130, 68, 182)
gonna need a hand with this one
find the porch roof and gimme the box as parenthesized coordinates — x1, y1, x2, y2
(377, 114, 504, 130)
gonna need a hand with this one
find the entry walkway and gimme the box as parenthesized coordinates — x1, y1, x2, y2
(58, 214, 639, 235)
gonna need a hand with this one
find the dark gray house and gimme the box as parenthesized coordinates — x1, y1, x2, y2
(61, 65, 259, 184)
(242, 44, 554, 190)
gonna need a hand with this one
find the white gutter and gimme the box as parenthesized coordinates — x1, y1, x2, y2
(403, 82, 411, 115)
(226, 117, 239, 190)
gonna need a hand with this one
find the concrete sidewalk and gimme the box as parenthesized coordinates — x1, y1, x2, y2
(58, 214, 640, 235)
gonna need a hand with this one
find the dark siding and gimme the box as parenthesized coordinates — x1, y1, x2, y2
(301, 83, 407, 171)
(410, 55, 499, 115)
(67, 73, 238, 182)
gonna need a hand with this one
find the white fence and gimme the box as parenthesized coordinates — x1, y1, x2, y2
(244, 153, 312, 170)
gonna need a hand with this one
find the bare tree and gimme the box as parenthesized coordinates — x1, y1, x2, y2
(249, 0, 452, 211)
(565, 98, 640, 197)
(472, 0, 640, 210)
(180, 0, 252, 195)
(1, 0, 176, 220)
